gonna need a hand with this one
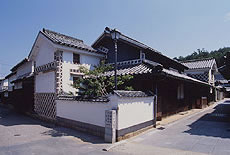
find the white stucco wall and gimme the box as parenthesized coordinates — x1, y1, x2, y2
(62, 50, 101, 94)
(116, 96, 154, 130)
(8, 74, 16, 91)
(62, 49, 101, 70)
(56, 100, 111, 127)
(16, 61, 33, 77)
(35, 72, 55, 93)
(35, 39, 55, 67)
(56, 94, 154, 130)
(3, 79, 8, 87)
(62, 63, 86, 94)
(0, 79, 8, 92)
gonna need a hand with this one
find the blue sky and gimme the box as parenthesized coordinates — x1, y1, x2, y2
(0, 0, 230, 78)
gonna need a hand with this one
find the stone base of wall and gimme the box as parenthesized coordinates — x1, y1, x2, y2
(117, 120, 155, 141)
(27, 112, 57, 124)
(56, 117, 105, 138)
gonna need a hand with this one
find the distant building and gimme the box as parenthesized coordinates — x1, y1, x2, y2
(182, 58, 217, 86)
(215, 72, 230, 99)
(218, 52, 230, 80)
(10, 58, 34, 112)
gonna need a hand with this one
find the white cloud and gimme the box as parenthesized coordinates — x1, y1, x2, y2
(224, 12, 230, 22)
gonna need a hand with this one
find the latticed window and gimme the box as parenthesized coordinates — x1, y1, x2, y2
(73, 53, 80, 64)
(177, 84, 184, 100)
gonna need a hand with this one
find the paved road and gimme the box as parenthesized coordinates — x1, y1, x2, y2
(110, 99, 230, 155)
(1, 99, 230, 155)
(0, 106, 111, 155)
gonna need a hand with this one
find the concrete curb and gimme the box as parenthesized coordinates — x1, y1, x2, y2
(102, 139, 128, 151)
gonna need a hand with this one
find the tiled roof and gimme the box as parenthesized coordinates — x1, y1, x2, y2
(11, 58, 28, 72)
(182, 58, 216, 69)
(103, 59, 210, 86)
(162, 69, 209, 85)
(114, 90, 154, 98)
(5, 72, 16, 79)
(11, 73, 33, 83)
(57, 95, 109, 102)
(92, 27, 188, 70)
(103, 59, 162, 77)
(42, 29, 104, 54)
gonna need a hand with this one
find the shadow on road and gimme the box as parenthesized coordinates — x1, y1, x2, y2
(0, 106, 104, 144)
(184, 99, 230, 139)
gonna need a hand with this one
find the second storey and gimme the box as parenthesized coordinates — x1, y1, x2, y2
(29, 29, 105, 94)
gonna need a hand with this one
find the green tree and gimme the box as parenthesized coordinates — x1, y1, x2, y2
(174, 47, 230, 67)
(72, 62, 134, 98)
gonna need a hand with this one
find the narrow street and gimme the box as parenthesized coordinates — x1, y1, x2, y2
(0, 99, 230, 155)
(0, 106, 110, 155)
(109, 99, 230, 155)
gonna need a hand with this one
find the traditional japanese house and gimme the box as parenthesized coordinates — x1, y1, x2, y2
(0, 78, 7, 103)
(28, 28, 105, 120)
(10, 58, 34, 112)
(3, 72, 16, 105)
(92, 27, 213, 119)
(182, 58, 217, 102)
(218, 52, 230, 80)
(215, 72, 229, 99)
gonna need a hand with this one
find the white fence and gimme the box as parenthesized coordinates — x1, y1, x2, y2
(56, 91, 155, 142)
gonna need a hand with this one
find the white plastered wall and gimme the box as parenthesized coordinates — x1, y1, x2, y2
(35, 71, 55, 93)
(56, 95, 154, 130)
(3, 79, 8, 87)
(8, 74, 16, 91)
(35, 37, 55, 67)
(33, 35, 56, 94)
(16, 61, 33, 77)
(56, 100, 111, 127)
(62, 50, 101, 94)
(116, 96, 154, 130)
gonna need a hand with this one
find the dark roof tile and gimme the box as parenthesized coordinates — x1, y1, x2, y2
(103, 59, 210, 86)
(42, 29, 104, 55)
(182, 58, 216, 69)
(114, 90, 154, 98)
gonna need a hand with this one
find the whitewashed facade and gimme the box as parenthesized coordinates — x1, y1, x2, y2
(12, 59, 34, 90)
(56, 90, 155, 141)
(0, 79, 8, 92)
(28, 29, 105, 119)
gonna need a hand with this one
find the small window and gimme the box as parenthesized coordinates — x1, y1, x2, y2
(141, 53, 145, 59)
(140, 50, 145, 60)
(73, 53, 80, 64)
(177, 84, 184, 100)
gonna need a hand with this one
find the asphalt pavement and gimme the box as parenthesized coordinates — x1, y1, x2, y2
(109, 99, 230, 155)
